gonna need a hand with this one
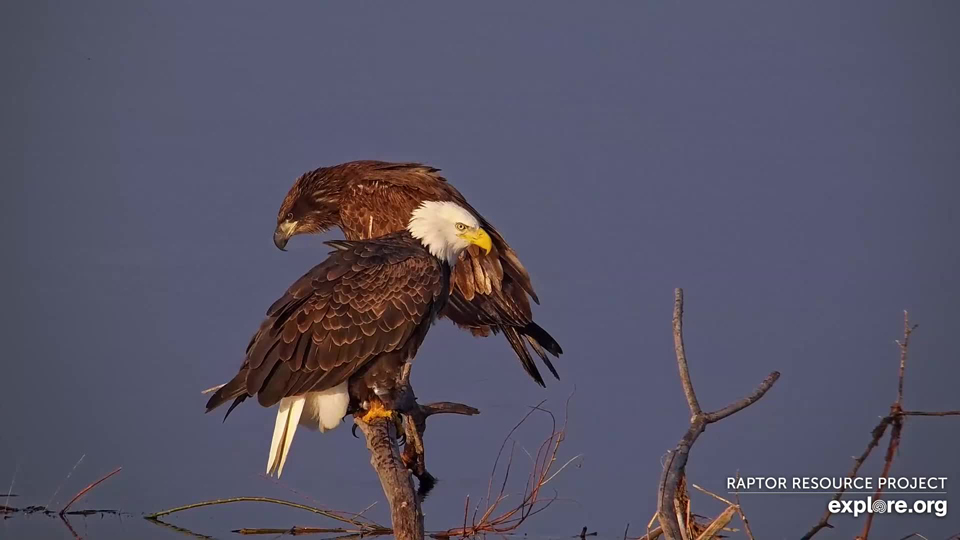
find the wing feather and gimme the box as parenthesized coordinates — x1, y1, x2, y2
(206, 235, 444, 412)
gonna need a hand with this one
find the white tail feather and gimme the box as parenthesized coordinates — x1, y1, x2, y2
(266, 397, 305, 477)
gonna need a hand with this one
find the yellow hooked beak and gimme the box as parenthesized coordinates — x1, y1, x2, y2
(459, 227, 492, 255)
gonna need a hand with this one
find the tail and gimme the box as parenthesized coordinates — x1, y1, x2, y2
(502, 322, 562, 387)
(266, 397, 305, 477)
(205, 369, 249, 421)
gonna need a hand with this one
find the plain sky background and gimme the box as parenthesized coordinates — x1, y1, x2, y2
(2, 1, 959, 538)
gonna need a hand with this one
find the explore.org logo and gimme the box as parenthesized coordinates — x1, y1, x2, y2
(828, 496, 947, 518)
(726, 476, 949, 518)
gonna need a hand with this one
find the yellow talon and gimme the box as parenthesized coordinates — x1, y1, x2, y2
(361, 401, 396, 423)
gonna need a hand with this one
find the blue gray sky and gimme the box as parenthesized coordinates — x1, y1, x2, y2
(2, 2, 958, 538)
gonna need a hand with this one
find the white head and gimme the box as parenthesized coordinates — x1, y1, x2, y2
(407, 201, 493, 265)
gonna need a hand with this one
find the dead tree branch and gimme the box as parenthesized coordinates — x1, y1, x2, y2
(355, 416, 424, 540)
(350, 365, 479, 540)
(860, 311, 912, 540)
(801, 311, 958, 540)
(656, 288, 780, 540)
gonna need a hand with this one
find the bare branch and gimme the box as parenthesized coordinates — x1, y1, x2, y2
(860, 312, 915, 540)
(145, 496, 384, 530)
(800, 414, 895, 539)
(896, 311, 917, 405)
(703, 373, 781, 423)
(672, 289, 701, 417)
(355, 417, 423, 540)
(657, 288, 780, 540)
(860, 413, 903, 539)
(900, 410, 960, 417)
(420, 402, 481, 417)
(232, 526, 389, 536)
(59, 466, 122, 515)
(437, 402, 575, 538)
(732, 472, 756, 540)
(802, 312, 957, 539)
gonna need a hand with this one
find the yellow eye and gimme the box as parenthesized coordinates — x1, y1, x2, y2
(455, 223, 467, 231)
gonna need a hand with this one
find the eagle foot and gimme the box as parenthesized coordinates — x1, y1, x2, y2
(360, 401, 396, 423)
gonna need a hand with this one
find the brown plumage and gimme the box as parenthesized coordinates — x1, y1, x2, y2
(206, 232, 448, 421)
(209, 200, 493, 477)
(274, 160, 562, 386)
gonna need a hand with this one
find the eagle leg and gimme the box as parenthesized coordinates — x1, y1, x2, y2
(401, 407, 436, 500)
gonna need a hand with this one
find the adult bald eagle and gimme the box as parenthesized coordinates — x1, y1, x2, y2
(273, 161, 562, 387)
(207, 201, 493, 477)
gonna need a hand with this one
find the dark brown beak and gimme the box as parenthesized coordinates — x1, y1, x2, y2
(273, 227, 290, 251)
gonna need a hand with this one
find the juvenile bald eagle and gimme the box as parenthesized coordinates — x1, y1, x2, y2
(207, 201, 493, 477)
(273, 161, 562, 387)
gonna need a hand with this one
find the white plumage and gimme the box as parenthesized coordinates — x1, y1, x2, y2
(265, 382, 349, 477)
(407, 201, 481, 264)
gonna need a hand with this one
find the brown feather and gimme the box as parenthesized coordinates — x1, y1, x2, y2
(276, 161, 561, 385)
(207, 232, 449, 417)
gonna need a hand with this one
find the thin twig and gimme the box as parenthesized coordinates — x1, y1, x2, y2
(690, 484, 734, 506)
(732, 472, 756, 540)
(234, 526, 391, 536)
(439, 400, 574, 538)
(900, 410, 960, 416)
(860, 312, 914, 540)
(58, 514, 82, 540)
(4, 462, 19, 516)
(800, 414, 894, 539)
(144, 517, 218, 539)
(801, 311, 959, 539)
(145, 496, 383, 530)
(46, 454, 86, 510)
(59, 466, 121, 515)
(896, 311, 916, 405)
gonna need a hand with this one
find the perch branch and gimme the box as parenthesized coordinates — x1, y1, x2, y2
(355, 366, 479, 540)
(657, 288, 780, 540)
(355, 416, 424, 540)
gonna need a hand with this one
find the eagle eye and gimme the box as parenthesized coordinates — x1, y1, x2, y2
(455, 222, 467, 231)
(286, 212, 294, 221)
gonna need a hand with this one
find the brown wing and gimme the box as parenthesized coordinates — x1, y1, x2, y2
(206, 235, 445, 413)
(336, 162, 562, 386)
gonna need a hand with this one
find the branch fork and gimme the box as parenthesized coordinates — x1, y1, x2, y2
(656, 289, 780, 540)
